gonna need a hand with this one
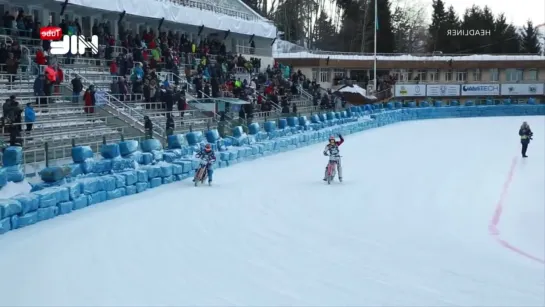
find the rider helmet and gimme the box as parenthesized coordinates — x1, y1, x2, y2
(204, 144, 212, 152)
(329, 135, 336, 143)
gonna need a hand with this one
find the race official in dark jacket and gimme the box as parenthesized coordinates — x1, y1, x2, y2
(519, 121, 533, 158)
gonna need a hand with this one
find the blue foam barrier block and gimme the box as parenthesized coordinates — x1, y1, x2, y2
(167, 134, 186, 149)
(100, 144, 120, 159)
(37, 206, 58, 222)
(58, 201, 73, 215)
(160, 164, 173, 177)
(171, 164, 183, 175)
(112, 174, 125, 188)
(80, 177, 103, 194)
(52, 187, 69, 203)
(135, 182, 148, 193)
(248, 123, 260, 135)
(5, 165, 24, 182)
(62, 182, 81, 200)
(287, 117, 298, 127)
(0, 199, 22, 219)
(111, 158, 136, 172)
(172, 160, 193, 173)
(163, 152, 178, 163)
(136, 170, 148, 182)
(278, 118, 288, 129)
(0, 217, 10, 234)
(0, 169, 6, 188)
(80, 158, 95, 174)
(120, 170, 138, 185)
(11, 194, 39, 214)
(66, 163, 83, 177)
(11, 211, 38, 229)
(93, 159, 113, 174)
(39, 166, 66, 183)
(106, 188, 123, 200)
(119, 140, 139, 156)
(152, 150, 164, 162)
(141, 152, 154, 165)
(72, 146, 94, 163)
(149, 177, 162, 188)
(528, 98, 536, 104)
(264, 121, 276, 132)
(141, 139, 163, 152)
(73, 195, 88, 210)
(126, 185, 137, 195)
(125, 151, 144, 164)
(100, 176, 117, 191)
(163, 175, 174, 184)
(2, 146, 22, 166)
(232, 126, 244, 138)
(142, 165, 161, 178)
(185, 131, 203, 145)
(34, 188, 58, 208)
(206, 129, 220, 143)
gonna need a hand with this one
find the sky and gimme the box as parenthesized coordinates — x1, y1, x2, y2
(422, 0, 545, 29)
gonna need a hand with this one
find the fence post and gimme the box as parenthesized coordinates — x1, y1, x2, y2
(189, 124, 193, 132)
(120, 133, 125, 142)
(102, 136, 106, 145)
(44, 142, 49, 168)
(71, 138, 76, 147)
(206, 121, 210, 131)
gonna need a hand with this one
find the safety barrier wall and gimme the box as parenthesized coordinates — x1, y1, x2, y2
(0, 104, 544, 236)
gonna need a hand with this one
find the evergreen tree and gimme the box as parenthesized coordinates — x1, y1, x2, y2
(493, 14, 521, 53)
(427, 0, 447, 52)
(520, 20, 542, 54)
(441, 6, 461, 53)
(364, 0, 395, 53)
(312, 10, 338, 50)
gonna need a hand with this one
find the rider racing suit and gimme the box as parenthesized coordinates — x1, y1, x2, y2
(323, 135, 344, 180)
(196, 149, 216, 182)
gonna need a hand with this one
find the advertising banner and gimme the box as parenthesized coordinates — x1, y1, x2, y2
(426, 84, 460, 96)
(394, 84, 426, 97)
(461, 84, 500, 96)
(500, 83, 544, 96)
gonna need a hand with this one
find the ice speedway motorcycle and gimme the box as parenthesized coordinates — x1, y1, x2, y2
(325, 154, 342, 184)
(194, 159, 211, 186)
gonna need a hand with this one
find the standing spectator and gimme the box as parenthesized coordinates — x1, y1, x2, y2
(33, 74, 45, 106)
(83, 85, 96, 114)
(166, 113, 174, 136)
(71, 75, 83, 103)
(144, 116, 153, 139)
(6, 53, 18, 90)
(24, 102, 35, 132)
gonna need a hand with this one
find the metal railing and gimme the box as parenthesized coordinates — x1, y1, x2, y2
(273, 50, 545, 61)
(158, 0, 265, 22)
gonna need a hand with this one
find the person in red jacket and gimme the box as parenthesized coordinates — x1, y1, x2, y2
(323, 134, 344, 182)
(35, 49, 46, 66)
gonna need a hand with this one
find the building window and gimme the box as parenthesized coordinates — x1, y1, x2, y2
(506, 69, 523, 82)
(527, 69, 538, 81)
(395, 70, 408, 82)
(445, 70, 454, 81)
(414, 70, 426, 81)
(489, 69, 499, 82)
(311, 68, 319, 82)
(428, 70, 439, 82)
(472, 69, 481, 81)
(333, 69, 346, 79)
(456, 70, 467, 82)
(319, 68, 330, 83)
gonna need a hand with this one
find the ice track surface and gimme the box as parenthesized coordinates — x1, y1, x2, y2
(0, 116, 544, 306)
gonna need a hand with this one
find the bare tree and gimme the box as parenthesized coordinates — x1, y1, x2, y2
(391, 0, 428, 53)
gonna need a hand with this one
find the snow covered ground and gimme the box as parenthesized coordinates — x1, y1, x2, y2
(0, 116, 543, 306)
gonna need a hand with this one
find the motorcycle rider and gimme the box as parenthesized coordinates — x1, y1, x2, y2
(194, 143, 216, 184)
(323, 134, 344, 181)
